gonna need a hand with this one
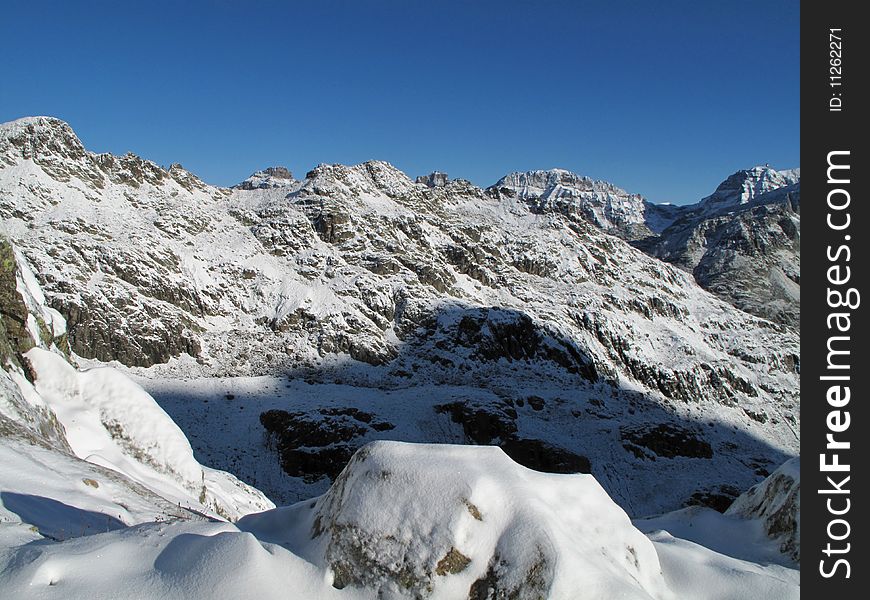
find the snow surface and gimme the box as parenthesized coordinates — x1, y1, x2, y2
(140, 372, 796, 520)
(0, 439, 799, 600)
(239, 440, 673, 600)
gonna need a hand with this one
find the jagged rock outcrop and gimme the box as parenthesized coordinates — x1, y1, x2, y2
(491, 166, 800, 328)
(235, 166, 295, 190)
(489, 169, 682, 240)
(415, 171, 448, 188)
(1, 233, 71, 449)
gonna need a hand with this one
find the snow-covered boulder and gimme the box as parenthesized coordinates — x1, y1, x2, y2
(241, 441, 672, 600)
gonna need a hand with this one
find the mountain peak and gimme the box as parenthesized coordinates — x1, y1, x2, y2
(235, 166, 296, 190)
(415, 171, 449, 188)
(490, 169, 632, 200)
(298, 160, 415, 199)
(0, 115, 86, 158)
(0, 115, 73, 136)
(702, 166, 800, 209)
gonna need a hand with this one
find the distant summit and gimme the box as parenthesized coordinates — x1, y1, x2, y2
(415, 171, 448, 188)
(235, 166, 295, 190)
(700, 165, 800, 210)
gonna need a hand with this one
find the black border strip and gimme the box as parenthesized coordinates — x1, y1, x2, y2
(803, 0, 868, 594)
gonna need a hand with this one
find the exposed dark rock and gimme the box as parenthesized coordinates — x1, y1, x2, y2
(435, 400, 518, 445)
(726, 458, 800, 561)
(450, 308, 596, 380)
(435, 547, 471, 576)
(415, 171, 448, 188)
(0, 239, 35, 371)
(436, 401, 591, 475)
(500, 438, 591, 474)
(621, 424, 713, 459)
(60, 296, 201, 368)
(685, 485, 742, 513)
(526, 395, 545, 411)
(468, 548, 553, 600)
(259, 408, 395, 482)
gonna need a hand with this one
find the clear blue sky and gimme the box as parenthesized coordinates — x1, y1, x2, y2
(1, 0, 799, 204)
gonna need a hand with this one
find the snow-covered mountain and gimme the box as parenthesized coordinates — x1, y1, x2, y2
(697, 166, 800, 211)
(488, 165, 801, 328)
(638, 167, 800, 328)
(489, 168, 683, 239)
(0, 258, 798, 598)
(0, 115, 800, 598)
(0, 116, 798, 518)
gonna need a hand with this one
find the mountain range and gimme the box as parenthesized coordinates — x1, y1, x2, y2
(0, 116, 800, 598)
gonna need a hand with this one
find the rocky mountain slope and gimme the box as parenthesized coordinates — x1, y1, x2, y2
(0, 116, 799, 517)
(635, 167, 800, 328)
(726, 457, 800, 561)
(488, 169, 683, 239)
(0, 227, 798, 600)
(490, 166, 800, 328)
(0, 233, 274, 523)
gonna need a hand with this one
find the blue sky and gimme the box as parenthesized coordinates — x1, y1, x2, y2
(1, 0, 799, 204)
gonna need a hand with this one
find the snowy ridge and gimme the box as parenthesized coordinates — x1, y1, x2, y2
(24, 348, 273, 520)
(699, 166, 800, 211)
(490, 168, 680, 237)
(489, 165, 802, 327)
(638, 167, 800, 327)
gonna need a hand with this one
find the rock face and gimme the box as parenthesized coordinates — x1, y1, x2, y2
(490, 166, 801, 328)
(0, 117, 799, 515)
(489, 169, 682, 240)
(260, 407, 394, 481)
(0, 233, 71, 449)
(240, 441, 673, 600)
(0, 235, 273, 521)
(726, 457, 800, 561)
(235, 166, 295, 190)
(415, 171, 449, 188)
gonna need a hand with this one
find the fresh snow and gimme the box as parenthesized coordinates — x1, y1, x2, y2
(22, 348, 274, 521)
(0, 438, 799, 600)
